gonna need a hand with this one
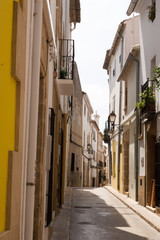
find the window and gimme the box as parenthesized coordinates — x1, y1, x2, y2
(112, 60, 116, 76)
(92, 130, 96, 141)
(76, 155, 79, 171)
(71, 153, 75, 171)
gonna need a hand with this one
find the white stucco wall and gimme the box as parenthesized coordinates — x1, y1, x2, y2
(129, 122, 136, 200)
(132, 0, 160, 177)
(82, 95, 93, 161)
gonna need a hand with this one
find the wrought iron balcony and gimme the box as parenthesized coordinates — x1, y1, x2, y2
(140, 79, 155, 116)
(103, 121, 111, 143)
(59, 39, 74, 80)
(57, 39, 74, 96)
(103, 130, 110, 144)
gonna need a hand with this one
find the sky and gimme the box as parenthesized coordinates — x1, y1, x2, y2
(72, 0, 132, 132)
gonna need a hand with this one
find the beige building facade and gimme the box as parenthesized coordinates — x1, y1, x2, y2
(103, 16, 140, 200)
(67, 62, 83, 187)
(0, 1, 81, 240)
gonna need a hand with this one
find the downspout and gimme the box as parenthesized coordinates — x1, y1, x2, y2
(117, 34, 123, 190)
(130, 53, 139, 201)
(25, 1, 43, 240)
(62, 114, 67, 204)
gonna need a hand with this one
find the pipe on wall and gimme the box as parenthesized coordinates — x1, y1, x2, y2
(25, 1, 43, 239)
(117, 34, 124, 190)
(20, 0, 35, 239)
(130, 53, 139, 201)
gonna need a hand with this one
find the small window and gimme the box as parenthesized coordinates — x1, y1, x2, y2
(71, 153, 75, 171)
(76, 155, 79, 171)
(93, 130, 96, 141)
(113, 60, 116, 76)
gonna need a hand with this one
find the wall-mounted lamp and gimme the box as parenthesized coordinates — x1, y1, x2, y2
(109, 111, 123, 132)
(82, 143, 93, 160)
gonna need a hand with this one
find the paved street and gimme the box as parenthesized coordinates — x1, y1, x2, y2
(51, 187, 160, 240)
(70, 187, 160, 240)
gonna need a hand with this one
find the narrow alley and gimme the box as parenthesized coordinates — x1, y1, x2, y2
(51, 187, 160, 240)
(1, 1, 160, 240)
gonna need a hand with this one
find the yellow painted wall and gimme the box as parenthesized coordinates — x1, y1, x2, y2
(112, 139, 117, 190)
(0, 1, 17, 231)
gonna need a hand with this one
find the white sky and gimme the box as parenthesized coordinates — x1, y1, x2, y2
(72, 0, 132, 132)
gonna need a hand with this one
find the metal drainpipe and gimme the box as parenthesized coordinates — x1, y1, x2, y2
(130, 53, 139, 201)
(25, 1, 43, 239)
(117, 34, 123, 190)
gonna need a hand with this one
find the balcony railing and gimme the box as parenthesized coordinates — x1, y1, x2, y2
(59, 39, 74, 80)
(103, 121, 111, 143)
(141, 79, 155, 115)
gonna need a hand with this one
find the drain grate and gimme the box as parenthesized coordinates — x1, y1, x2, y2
(78, 222, 95, 225)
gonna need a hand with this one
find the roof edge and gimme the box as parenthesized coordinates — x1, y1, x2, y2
(126, 0, 139, 16)
(117, 44, 140, 82)
(103, 21, 125, 71)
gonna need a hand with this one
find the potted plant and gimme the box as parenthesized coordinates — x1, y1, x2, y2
(103, 129, 110, 143)
(136, 86, 155, 112)
(147, 1, 156, 22)
(60, 68, 67, 79)
(152, 65, 160, 89)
